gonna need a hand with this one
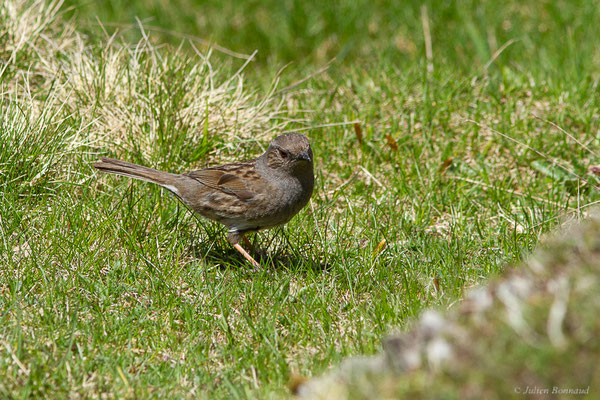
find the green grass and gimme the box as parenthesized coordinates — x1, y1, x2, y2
(1, 0, 600, 398)
(65, 0, 600, 75)
(299, 213, 600, 399)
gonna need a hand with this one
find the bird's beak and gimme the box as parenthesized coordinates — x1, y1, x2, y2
(297, 151, 312, 162)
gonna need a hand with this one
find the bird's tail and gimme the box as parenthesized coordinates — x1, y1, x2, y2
(94, 157, 180, 194)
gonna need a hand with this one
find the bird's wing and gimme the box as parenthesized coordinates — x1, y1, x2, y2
(185, 162, 258, 201)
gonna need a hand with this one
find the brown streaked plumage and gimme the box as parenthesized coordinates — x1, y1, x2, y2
(93, 133, 314, 269)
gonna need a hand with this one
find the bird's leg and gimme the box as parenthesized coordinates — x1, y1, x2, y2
(228, 231, 260, 270)
(241, 235, 253, 250)
(233, 243, 261, 270)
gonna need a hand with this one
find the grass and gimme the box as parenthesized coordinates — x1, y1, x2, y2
(1, 0, 600, 398)
(299, 212, 600, 399)
(64, 0, 600, 74)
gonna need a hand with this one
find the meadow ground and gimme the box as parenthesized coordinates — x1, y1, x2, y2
(1, 0, 600, 397)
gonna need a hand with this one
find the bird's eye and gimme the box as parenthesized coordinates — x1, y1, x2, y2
(279, 149, 288, 159)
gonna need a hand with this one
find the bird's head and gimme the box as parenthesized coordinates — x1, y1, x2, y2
(265, 133, 313, 175)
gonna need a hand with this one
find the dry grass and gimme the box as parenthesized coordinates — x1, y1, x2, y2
(1, 0, 292, 172)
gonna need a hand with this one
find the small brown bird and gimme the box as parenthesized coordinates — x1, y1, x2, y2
(94, 133, 314, 269)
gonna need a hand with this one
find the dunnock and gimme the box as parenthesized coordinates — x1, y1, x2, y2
(94, 133, 314, 269)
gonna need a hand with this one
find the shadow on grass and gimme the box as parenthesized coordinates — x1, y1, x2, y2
(188, 236, 332, 274)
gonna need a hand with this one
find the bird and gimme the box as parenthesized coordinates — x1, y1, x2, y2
(94, 133, 314, 270)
